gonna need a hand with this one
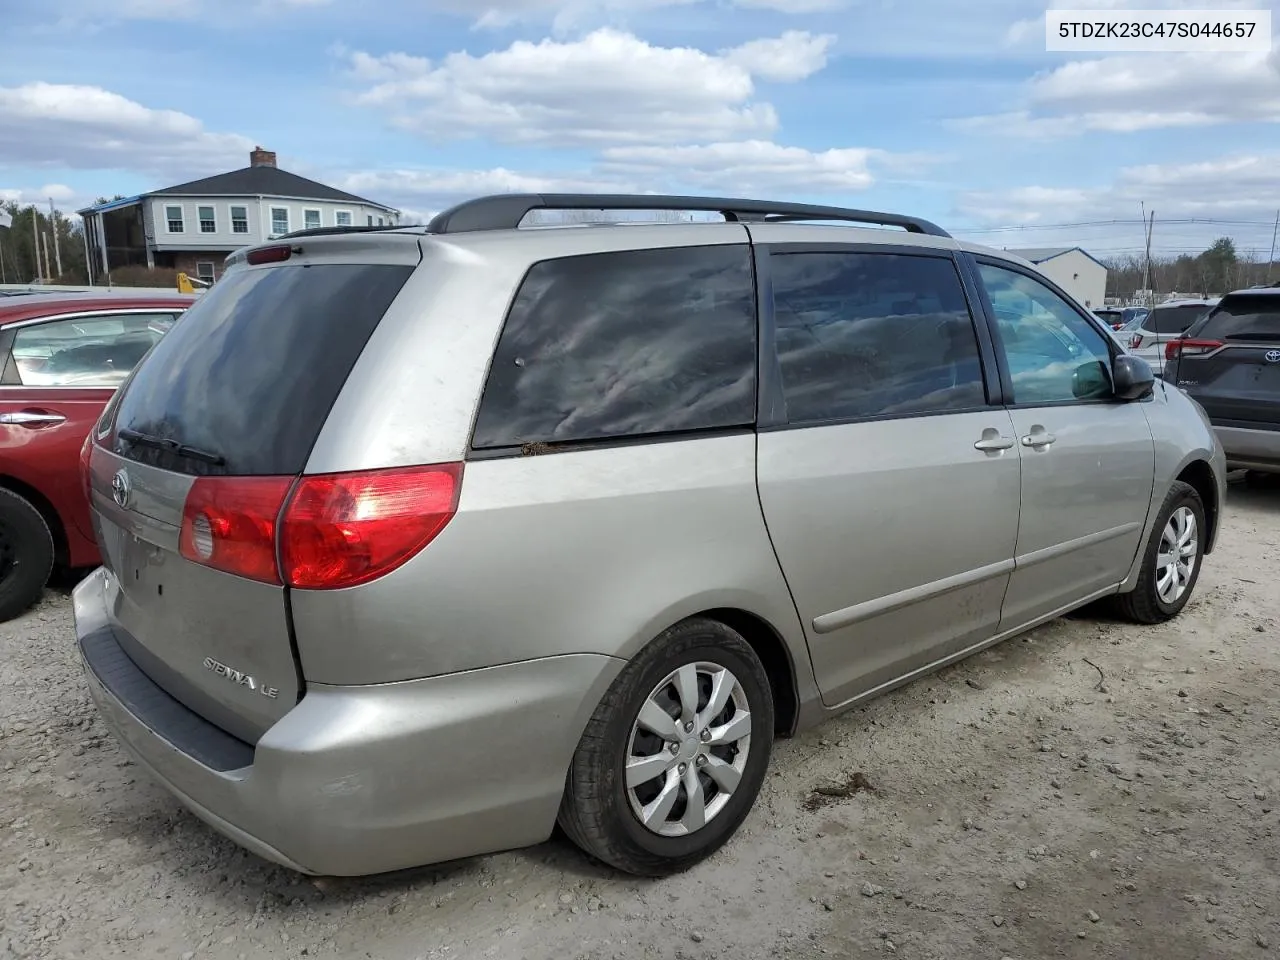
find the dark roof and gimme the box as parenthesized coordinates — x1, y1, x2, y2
(1007, 246, 1109, 272)
(149, 165, 395, 211)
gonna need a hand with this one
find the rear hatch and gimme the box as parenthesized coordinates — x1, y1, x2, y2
(1166, 293, 1280, 427)
(86, 240, 419, 743)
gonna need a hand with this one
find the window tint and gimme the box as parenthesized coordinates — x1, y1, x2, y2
(110, 263, 412, 475)
(979, 262, 1114, 404)
(769, 252, 985, 424)
(12, 313, 175, 387)
(1196, 294, 1280, 341)
(472, 245, 756, 449)
(1149, 304, 1210, 335)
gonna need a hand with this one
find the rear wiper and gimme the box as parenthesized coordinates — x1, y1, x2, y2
(118, 428, 226, 466)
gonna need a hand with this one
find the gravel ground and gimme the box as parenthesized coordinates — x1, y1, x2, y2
(2, 480, 1278, 960)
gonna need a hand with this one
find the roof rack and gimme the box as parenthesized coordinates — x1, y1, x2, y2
(279, 224, 406, 240)
(425, 194, 951, 238)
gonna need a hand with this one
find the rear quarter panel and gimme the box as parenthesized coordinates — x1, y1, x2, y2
(289, 436, 814, 699)
(0, 386, 110, 566)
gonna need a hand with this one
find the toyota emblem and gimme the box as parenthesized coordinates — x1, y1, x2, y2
(110, 469, 132, 508)
(1266, 349, 1280, 364)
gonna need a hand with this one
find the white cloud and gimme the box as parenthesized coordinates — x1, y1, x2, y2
(723, 31, 834, 83)
(955, 153, 1280, 255)
(600, 140, 893, 193)
(333, 166, 636, 212)
(343, 29, 835, 146)
(957, 49, 1280, 137)
(0, 82, 253, 179)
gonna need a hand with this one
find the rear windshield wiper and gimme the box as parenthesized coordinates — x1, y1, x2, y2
(118, 428, 226, 466)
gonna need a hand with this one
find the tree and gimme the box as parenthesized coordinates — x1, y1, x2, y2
(1199, 237, 1237, 296)
(0, 202, 89, 284)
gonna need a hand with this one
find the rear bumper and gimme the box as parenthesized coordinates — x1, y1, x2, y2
(1214, 424, 1280, 472)
(73, 568, 625, 876)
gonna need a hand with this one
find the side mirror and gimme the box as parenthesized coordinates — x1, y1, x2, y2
(1112, 353, 1155, 401)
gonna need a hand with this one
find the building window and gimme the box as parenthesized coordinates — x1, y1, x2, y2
(166, 205, 184, 233)
(270, 207, 289, 237)
(367, 214, 374, 226)
(335, 210, 352, 227)
(198, 206, 216, 233)
(230, 206, 249, 234)
(377, 216, 385, 226)
(304, 208, 321, 231)
(196, 261, 216, 285)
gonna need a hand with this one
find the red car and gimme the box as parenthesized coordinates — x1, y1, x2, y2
(0, 293, 194, 620)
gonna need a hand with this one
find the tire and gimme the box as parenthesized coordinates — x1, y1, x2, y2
(0, 488, 55, 623)
(558, 617, 775, 876)
(1111, 480, 1205, 625)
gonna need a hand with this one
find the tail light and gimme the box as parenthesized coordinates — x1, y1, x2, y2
(1129, 334, 1143, 348)
(1165, 338, 1223, 361)
(177, 463, 462, 589)
(179, 477, 295, 583)
(1111, 322, 1124, 330)
(281, 463, 462, 589)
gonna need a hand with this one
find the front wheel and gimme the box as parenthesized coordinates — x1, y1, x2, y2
(558, 618, 775, 876)
(1111, 480, 1205, 624)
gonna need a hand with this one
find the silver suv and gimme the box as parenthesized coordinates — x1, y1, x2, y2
(74, 194, 1226, 878)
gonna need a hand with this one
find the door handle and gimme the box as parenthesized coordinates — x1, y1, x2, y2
(974, 435, 1016, 451)
(0, 410, 67, 427)
(1021, 429, 1057, 448)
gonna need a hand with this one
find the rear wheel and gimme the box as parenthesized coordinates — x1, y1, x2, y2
(0, 489, 55, 622)
(1111, 481, 1205, 624)
(558, 618, 774, 876)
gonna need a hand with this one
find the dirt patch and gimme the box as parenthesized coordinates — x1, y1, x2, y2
(804, 771, 876, 811)
(1, 480, 1278, 960)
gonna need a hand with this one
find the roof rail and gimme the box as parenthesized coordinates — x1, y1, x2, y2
(425, 193, 951, 238)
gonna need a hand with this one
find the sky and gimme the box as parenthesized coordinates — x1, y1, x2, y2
(2, 0, 1279, 258)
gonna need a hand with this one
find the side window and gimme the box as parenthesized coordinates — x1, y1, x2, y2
(10, 313, 170, 387)
(472, 245, 756, 449)
(978, 262, 1113, 405)
(770, 251, 986, 424)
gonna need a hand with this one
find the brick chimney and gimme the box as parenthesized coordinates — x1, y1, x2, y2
(250, 146, 277, 168)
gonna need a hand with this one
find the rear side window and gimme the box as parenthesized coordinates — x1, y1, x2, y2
(1196, 295, 1280, 341)
(769, 251, 986, 424)
(11, 313, 175, 387)
(472, 245, 756, 449)
(110, 263, 413, 475)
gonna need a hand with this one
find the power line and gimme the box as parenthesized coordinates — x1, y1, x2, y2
(960, 216, 1280, 234)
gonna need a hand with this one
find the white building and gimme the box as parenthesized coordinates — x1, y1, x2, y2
(1006, 247, 1108, 310)
(78, 147, 400, 285)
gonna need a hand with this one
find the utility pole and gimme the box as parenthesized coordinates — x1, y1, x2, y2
(42, 232, 52, 285)
(1140, 204, 1155, 307)
(31, 206, 43, 281)
(1268, 209, 1279, 282)
(49, 198, 63, 278)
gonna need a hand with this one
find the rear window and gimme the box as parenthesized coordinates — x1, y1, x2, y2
(108, 262, 413, 475)
(472, 245, 756, 450)
(1149, 304, 1210, 335)
(1196, 294, 1280, 341)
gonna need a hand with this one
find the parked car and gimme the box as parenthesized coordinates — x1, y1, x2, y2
(1093, 307, 1124, 329)
(75, 194, 1225, 879)
(0, 293, 192, 620)
(1164, 287, 1280, 480)
(1122, 299, 1218, 374)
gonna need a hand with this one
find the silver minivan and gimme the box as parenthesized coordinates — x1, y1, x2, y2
(74, 194, 1226, 878)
